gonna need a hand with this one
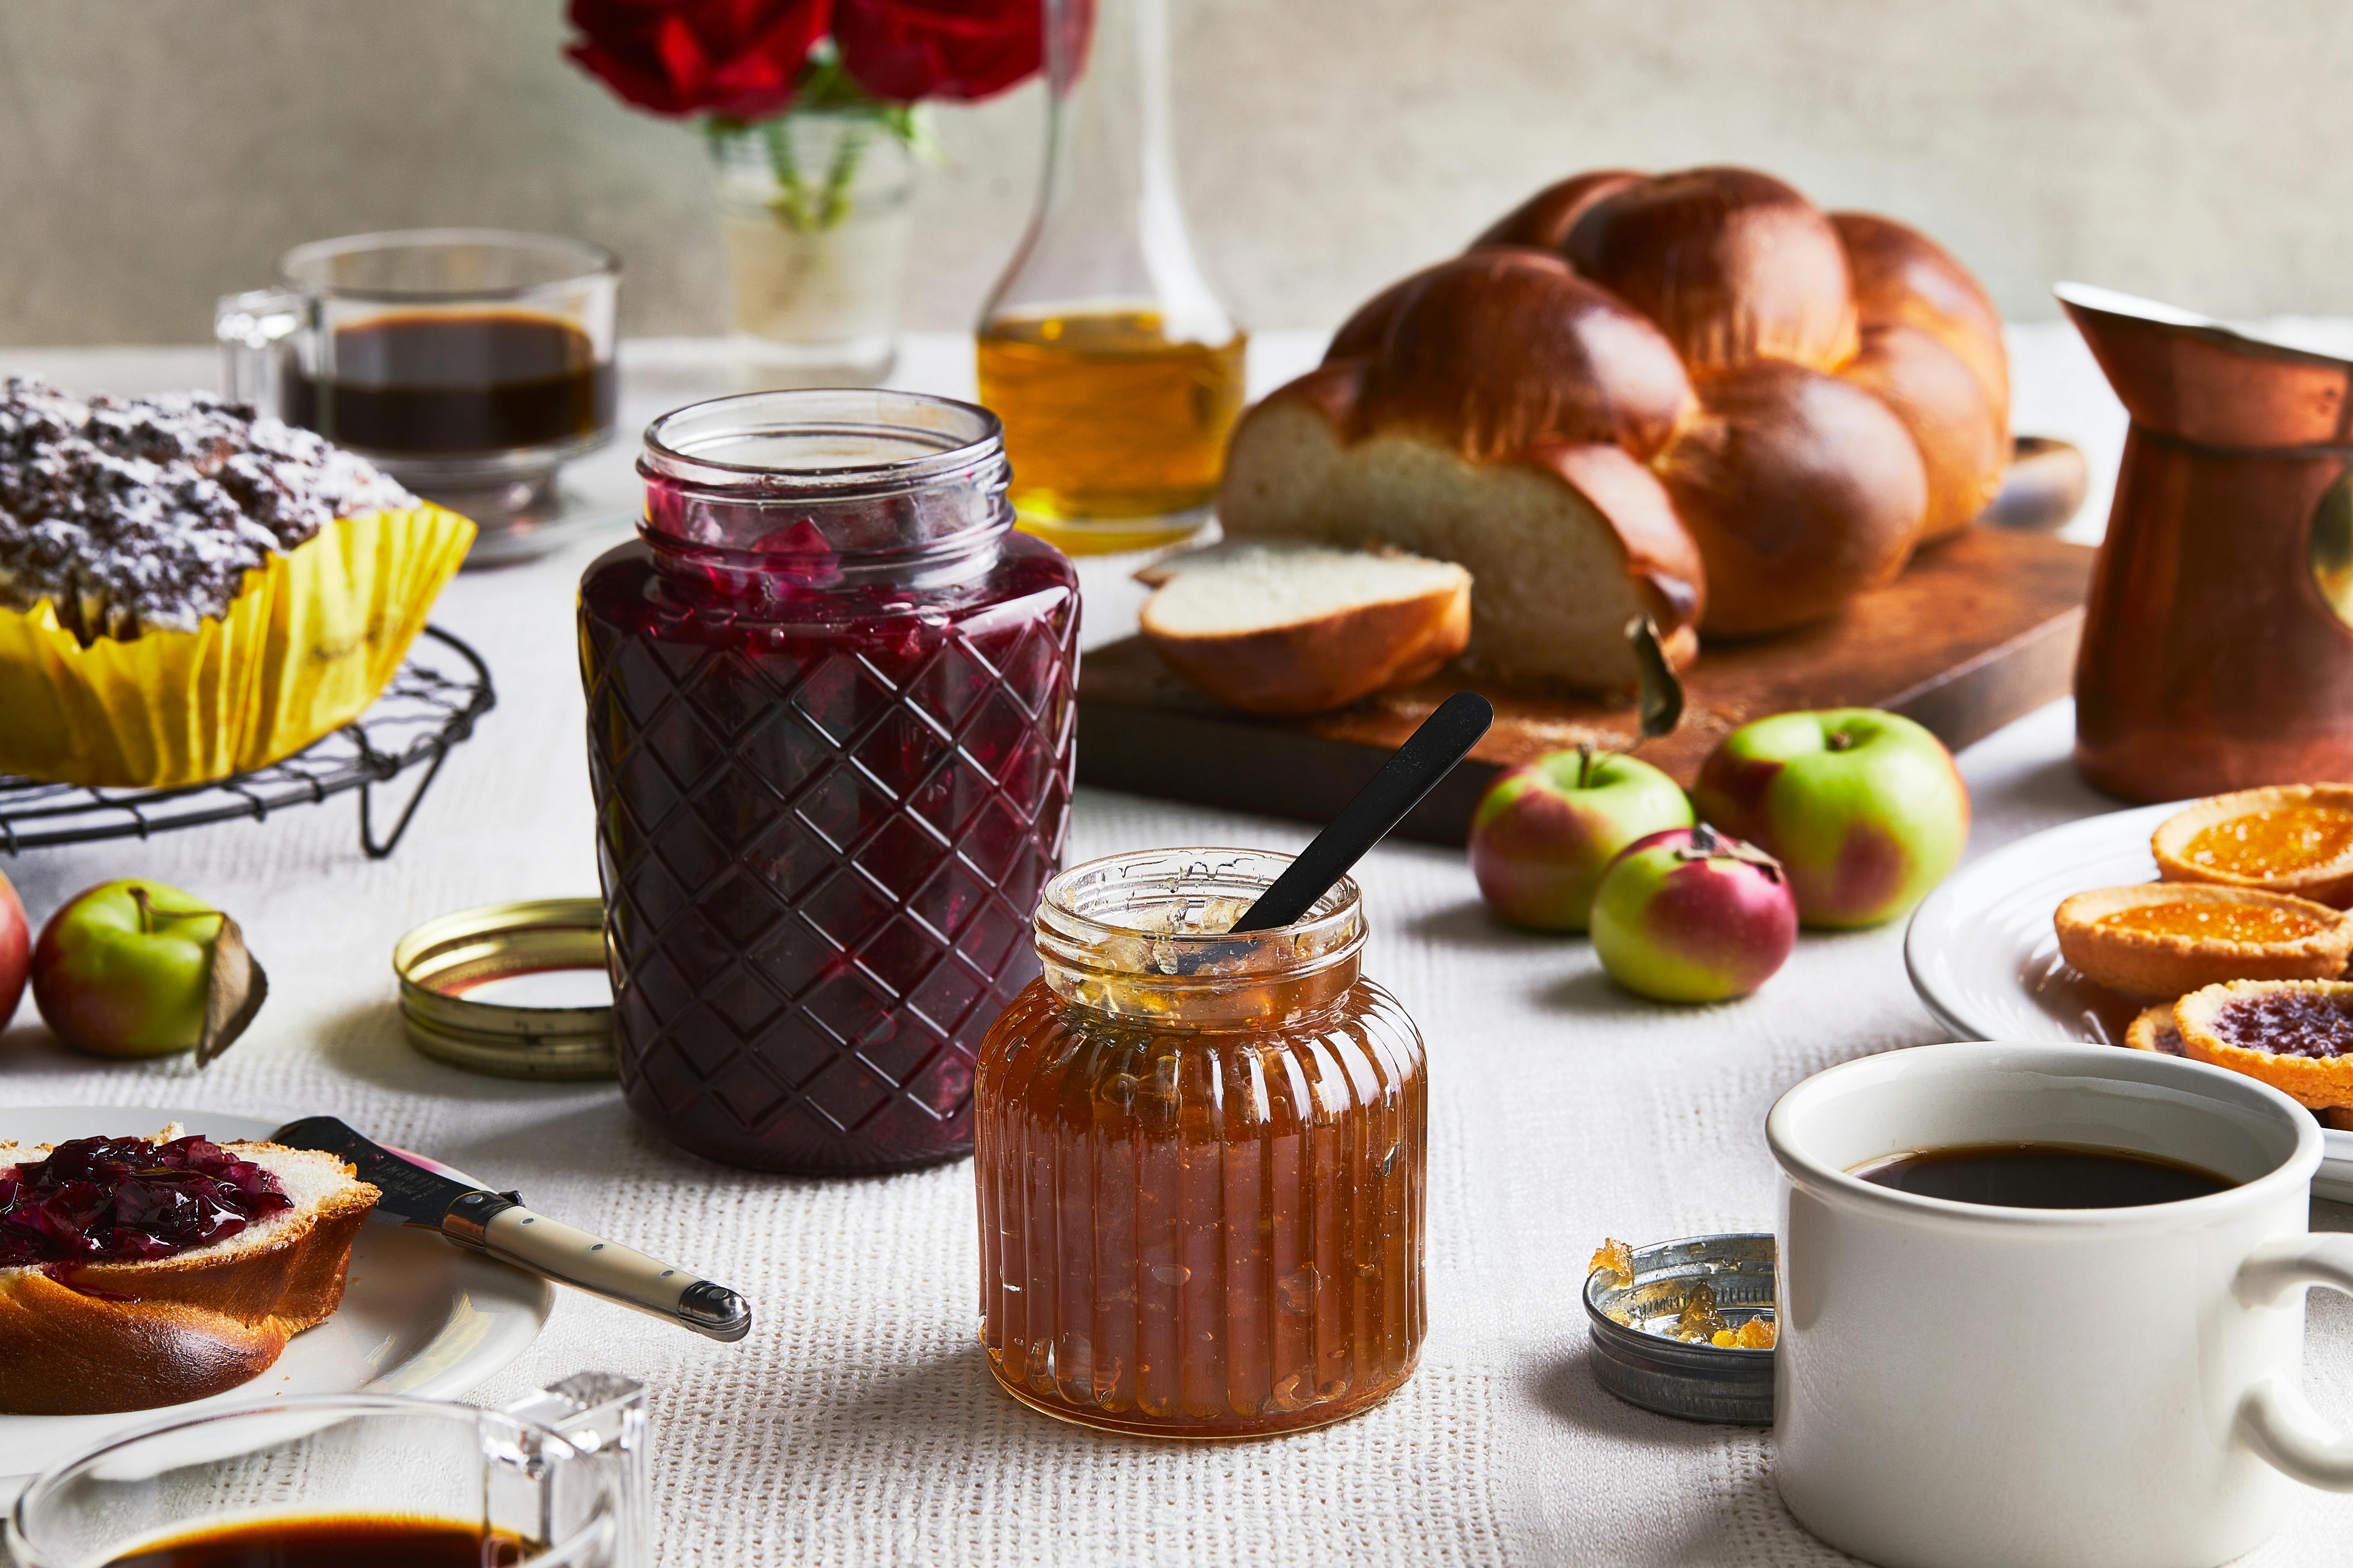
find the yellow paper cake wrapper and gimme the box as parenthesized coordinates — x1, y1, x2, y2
(0, 504, 475, 787)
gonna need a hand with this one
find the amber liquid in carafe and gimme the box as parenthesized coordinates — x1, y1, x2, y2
(975, 308, 1247, 551)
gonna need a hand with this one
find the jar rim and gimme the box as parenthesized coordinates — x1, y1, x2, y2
(275, 228, 620, 302)
(641, 389, 1006, 495)
(1036, 848, 1364, 985)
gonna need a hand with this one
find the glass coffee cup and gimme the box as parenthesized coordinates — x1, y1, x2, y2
(216, 229, 620, 565)
(7, 1375, 646, 1568)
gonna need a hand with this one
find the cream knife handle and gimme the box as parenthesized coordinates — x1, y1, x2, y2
(450, 1196, 752, 1342)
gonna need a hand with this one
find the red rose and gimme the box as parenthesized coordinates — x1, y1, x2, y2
(565, 0, 831, 120)
(834, 0, 1044, 103)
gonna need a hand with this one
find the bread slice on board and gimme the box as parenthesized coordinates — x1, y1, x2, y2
(1138, 541, 1472, 716)
(0, 1129, 380, 1415)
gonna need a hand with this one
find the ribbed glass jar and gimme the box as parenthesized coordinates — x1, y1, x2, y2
(579, 390, 1080, 1174)
(974, 849, 1427, 1438)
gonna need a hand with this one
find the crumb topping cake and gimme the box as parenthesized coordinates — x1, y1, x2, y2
(0, 376, 411, 643)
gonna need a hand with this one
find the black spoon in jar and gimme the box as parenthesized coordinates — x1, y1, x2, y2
(1230, 690, 1496, 933)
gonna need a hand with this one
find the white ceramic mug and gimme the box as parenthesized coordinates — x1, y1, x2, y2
(1768, 1041, 2353, 1568)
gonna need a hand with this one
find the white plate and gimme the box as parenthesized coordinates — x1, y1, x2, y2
(1905, 805, 2353, 1202)
(0, 1106, 552, 1485)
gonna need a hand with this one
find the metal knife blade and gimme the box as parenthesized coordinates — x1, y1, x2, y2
(272, 1114, 483, 1230)
(271, 1115, 752, 1343)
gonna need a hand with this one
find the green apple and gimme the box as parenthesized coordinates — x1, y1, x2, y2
(1692, 709, 1970, 929)
(31, 880, 254, 1058)
(1469, 749, 1694, 931)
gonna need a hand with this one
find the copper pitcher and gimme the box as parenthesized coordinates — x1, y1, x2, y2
(2061, 282, 2353, 801)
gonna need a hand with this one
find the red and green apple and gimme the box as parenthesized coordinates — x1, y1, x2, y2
(1469, 748, 1695, 931)
(0, 868, 26, 1029)
(1589, 825, 1799, 1003)
(31, 880, 261, 1059)
(1692, 708, 1969, 929)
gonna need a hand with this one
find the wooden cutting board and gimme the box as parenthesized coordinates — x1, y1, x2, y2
(1076, 527, 2096, 845)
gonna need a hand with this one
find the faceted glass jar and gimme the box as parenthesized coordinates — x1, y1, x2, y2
(975, 849, 1428, 1438)
(579, 390, 1080, 1174)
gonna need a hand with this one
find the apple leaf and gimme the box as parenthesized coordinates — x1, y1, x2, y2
(197, 914, 268, 1068)
(1623, 615, 1684, 743)
(1674, 822, 1787, 881)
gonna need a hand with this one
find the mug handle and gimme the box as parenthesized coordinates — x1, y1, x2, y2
(2236, 1234, 2353, 1490)
(213, 287, 304, 410)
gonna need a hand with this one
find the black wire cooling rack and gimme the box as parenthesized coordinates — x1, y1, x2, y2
(0, 625, 495, 860)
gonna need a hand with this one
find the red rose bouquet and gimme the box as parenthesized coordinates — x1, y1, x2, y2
(566, 0, 1043, 227)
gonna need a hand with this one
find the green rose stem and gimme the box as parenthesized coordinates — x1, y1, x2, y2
(717, 53, 936, 236)
(759, 115, 870, 234)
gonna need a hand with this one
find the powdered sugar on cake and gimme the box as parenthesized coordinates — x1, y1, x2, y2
(0, 377, 413, 642)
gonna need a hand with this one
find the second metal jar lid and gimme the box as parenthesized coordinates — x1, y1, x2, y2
(1583, 1232, 1776, 1425)
(393, 898, 617, 1081)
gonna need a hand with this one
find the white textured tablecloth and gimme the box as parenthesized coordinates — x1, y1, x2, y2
(5, 330, 2352, 1566)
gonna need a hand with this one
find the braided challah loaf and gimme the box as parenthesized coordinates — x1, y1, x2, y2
(1218, 167, 2009, 693)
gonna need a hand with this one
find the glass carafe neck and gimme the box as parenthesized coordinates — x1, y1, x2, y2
(982, 0, 1234, 345)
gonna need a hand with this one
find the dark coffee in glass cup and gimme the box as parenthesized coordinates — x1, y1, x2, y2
(217, 230, 619, 565)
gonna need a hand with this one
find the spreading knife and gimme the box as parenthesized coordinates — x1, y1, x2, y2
(272, 1114, 752, 1343)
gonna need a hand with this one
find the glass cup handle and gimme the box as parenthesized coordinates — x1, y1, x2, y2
(213, 287, 303, 409)
(2235, 1234, 2353, 1490)
(503, 1373, 652, 1567)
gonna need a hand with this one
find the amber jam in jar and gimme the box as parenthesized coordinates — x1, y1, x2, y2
(975, 849, 1428, 1438)
(580, 391, 1079, 1173)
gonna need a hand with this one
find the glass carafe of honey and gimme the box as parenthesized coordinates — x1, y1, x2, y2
(975, 0, 1247, 556)
(975, 849, 1427, 1438)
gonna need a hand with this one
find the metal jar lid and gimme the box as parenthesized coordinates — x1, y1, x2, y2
(1583, 1232, 1776, 1425)
(393, 898, 617, 1080)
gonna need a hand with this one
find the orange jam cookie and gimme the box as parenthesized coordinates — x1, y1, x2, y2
(2154, 785, 2353, 908)
(2052, 883, 2353, 1001)
(2175, 980, 2353, 1109)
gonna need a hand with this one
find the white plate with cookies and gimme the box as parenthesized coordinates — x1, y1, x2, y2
(0, 1106, 551, 1491)
(1904, 804, 2353, 1202)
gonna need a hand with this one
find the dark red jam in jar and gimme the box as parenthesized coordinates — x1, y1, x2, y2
(580, 391, 1080, 1173)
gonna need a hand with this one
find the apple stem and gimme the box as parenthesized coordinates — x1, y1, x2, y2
(1827, 730, 1855, 752)
(1576, 742, 1595, 789)
(126, 885, 216, 938)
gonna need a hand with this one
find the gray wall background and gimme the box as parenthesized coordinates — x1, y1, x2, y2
(4, 0, 2348, 344)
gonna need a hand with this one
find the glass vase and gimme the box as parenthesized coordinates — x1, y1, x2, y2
(976, 0, 1247, 556)
(710, 113, 917, 386)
